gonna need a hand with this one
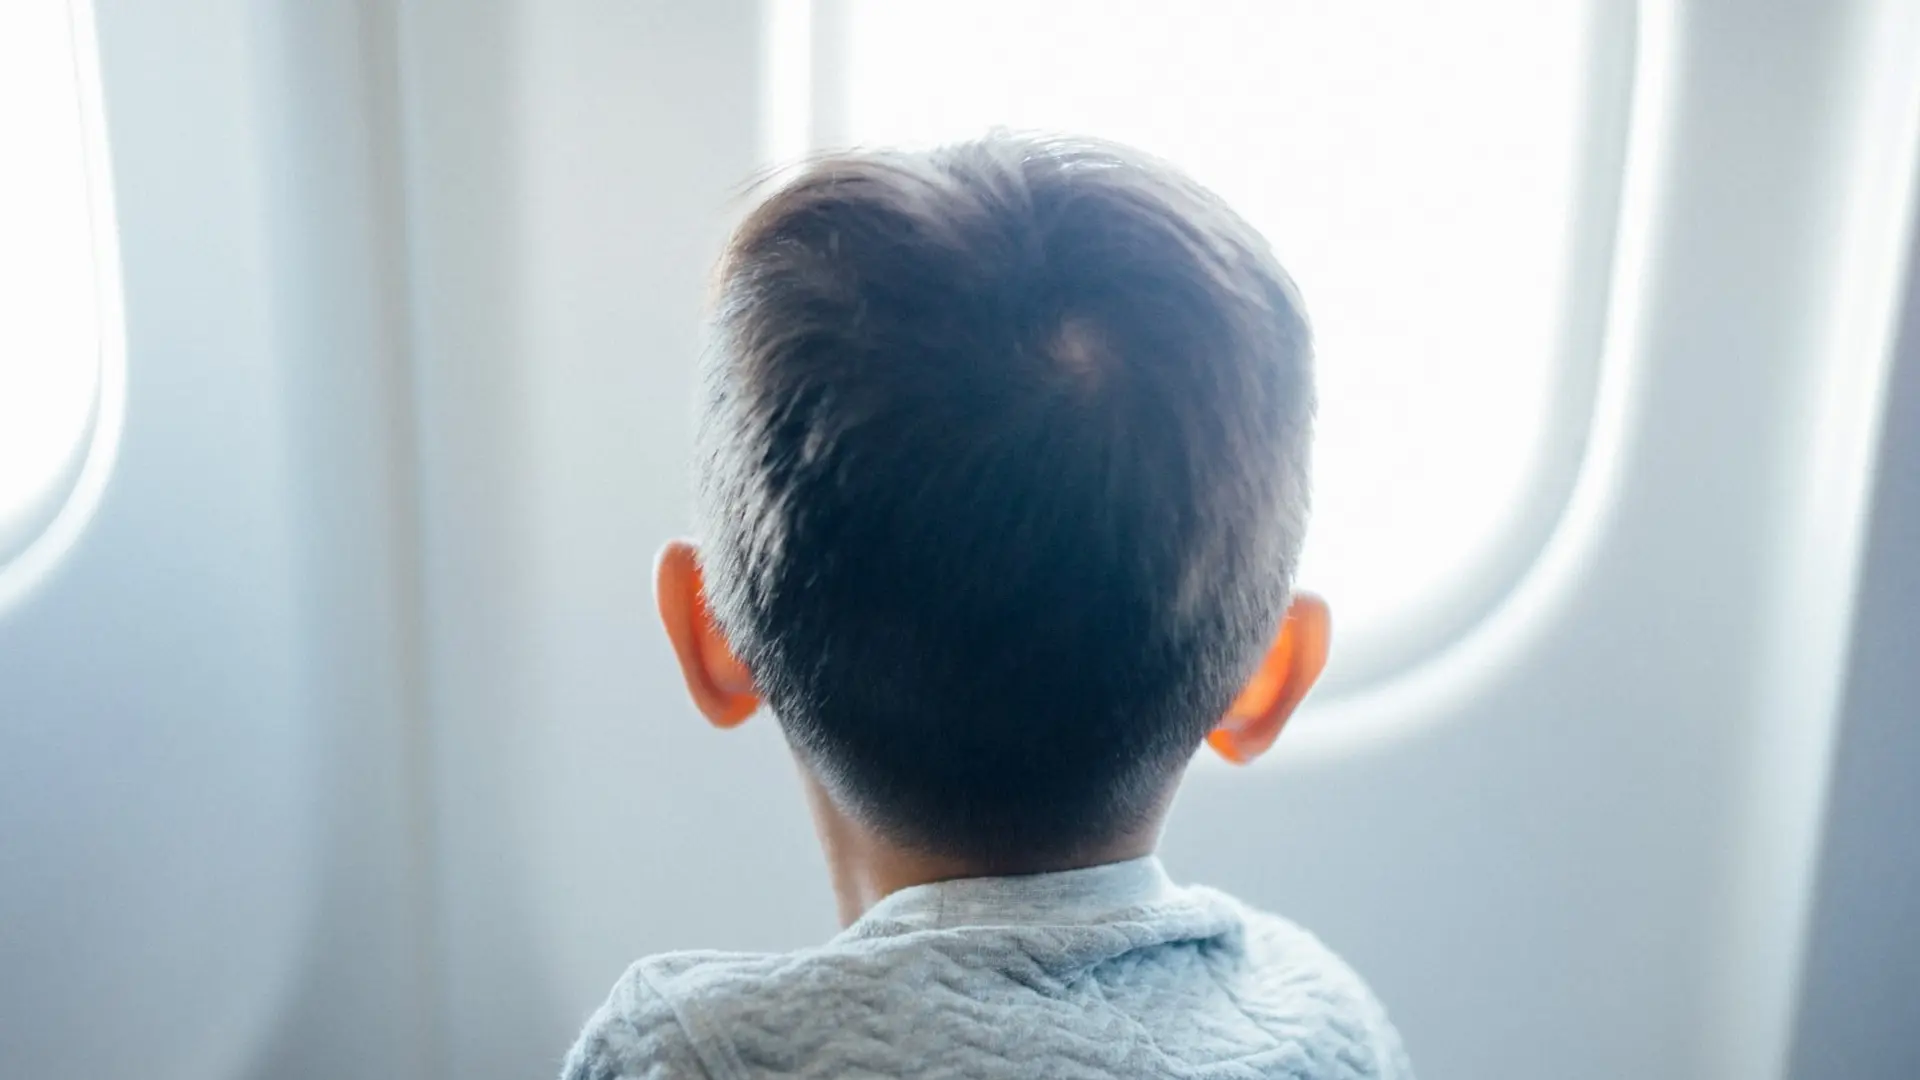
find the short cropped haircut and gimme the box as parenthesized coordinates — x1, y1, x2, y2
(696, 133, 1313, 865)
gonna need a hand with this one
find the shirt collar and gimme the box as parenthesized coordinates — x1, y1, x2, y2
(844, 855, 1180, 935)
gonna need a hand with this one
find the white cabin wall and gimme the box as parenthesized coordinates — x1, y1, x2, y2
(396, 3, 831, 1076)
(1786, 123, 1920, 1080)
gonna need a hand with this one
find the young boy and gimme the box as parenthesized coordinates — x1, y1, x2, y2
(563, 133, 1413, 1079)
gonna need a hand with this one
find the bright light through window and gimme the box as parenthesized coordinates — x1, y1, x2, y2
(833, 0, 1609, 677)
(0, 0, 115, 574)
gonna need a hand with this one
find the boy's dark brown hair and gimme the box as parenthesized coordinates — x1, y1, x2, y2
(695, 133, 1314, 864)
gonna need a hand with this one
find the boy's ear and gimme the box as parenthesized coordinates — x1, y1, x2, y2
(655, 540, 761, 729)
(1207, 592, 1332, 765)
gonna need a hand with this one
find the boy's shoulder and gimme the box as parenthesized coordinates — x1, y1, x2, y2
(561, 883, 1411, 1080)
(558, 959, 708, 1080)
(560, 941, 976, 1080)
(1201, 888, 1415, 1077)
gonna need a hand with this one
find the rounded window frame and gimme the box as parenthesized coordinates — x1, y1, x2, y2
(0, 0, 128, 612)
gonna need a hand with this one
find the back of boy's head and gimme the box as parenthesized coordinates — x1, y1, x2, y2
(696, 133, 1313, 866)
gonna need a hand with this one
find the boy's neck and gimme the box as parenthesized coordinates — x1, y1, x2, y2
(801, 772, 1163, 926)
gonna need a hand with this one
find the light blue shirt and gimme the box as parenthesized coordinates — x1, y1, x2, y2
(562, 856, 1413, 1079)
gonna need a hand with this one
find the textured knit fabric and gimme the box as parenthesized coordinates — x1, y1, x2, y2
(560, 857, 1413, 1080)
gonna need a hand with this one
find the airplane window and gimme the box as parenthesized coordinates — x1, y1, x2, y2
(0, 0, 122, 598)
(808, 0, 1630, 689)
